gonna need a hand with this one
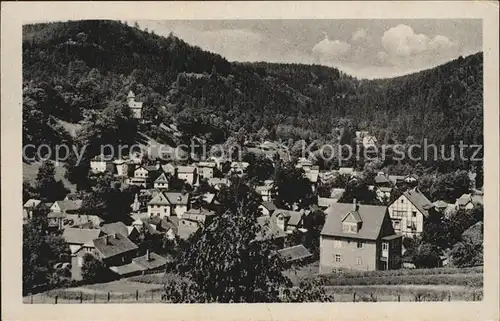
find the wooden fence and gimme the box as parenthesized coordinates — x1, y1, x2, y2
(25, 289, 483, 304)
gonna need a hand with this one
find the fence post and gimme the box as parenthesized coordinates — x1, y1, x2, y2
(353, 292, 356, 302)
(151, 291, 154, 302)
(55, 296, 58, 304)
(107, 292, 110, 302)
(472, 292, 475, 301)
(94, 293, 96, 303)
(397, 294, 400, 302)
(80, 292, 83, 303)
(136, 290, 139, 301)
(448, 292, 451, 302)
(30, 294, 33, 304)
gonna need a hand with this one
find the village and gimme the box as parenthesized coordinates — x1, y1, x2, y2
(22, 110, 484, 285)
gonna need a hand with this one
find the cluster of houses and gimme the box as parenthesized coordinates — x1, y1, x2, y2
(23, 129, 483, 279)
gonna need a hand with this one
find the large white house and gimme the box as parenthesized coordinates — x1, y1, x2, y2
(387, 187, 433, 237)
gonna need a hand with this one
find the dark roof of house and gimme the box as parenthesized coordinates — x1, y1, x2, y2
(321, 203, 389, 240)
(148, 191, 171, 206)
(63, 228, 103, 245)
(164, 192, 189, 205)
(100, 222, 130, 237)
(261, 201, 277, 212)
(93, 233, 138, 259)
(277, 245, 312, 262)
(273, 209, 304, 226)
(382, 234, 403, 241)
(133, 252, 170, 270)
(402, 188, 433, 217)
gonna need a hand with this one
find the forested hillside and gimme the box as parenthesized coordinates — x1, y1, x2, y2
(22, 20, 483, 167)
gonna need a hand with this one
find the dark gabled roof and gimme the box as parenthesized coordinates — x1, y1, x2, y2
(100, 222, 130, 237)
(277, 245, 312, 262)
(261, 201, 277, 212)
(321, 203, 389, 240)
(273, 209, 304, 226)
(401, 188, 433, 217)
(148, 191, 171, 206)
(63, 228, 103, 245)
(164, 192, 189, 205)
(93, 233, 138, 259)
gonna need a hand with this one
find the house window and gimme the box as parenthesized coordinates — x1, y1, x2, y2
(412, 211, 417, 217)
(350, 225, 358, 233)
(356, 257, 362, 265)
(335, 254, 341, 262)
(382, 243, 388, 250)
(334, 240, 342, 248)
(401, 199, 404, 203)
(357, 241, 363, 248)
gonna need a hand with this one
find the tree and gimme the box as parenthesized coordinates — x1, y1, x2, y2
(35, 161, 69, 202)
(273, 162, 313, 209)
(23, 207, 70, 294)
(81, 173, 134, 222)
(413, 242, 441, 268)
(246, 154, 274, 183)
(301, 210, 325, 259)
(163, 181, 332, 303)
(450, 239, 483, 267)
(421, 209, 450, 250)
(81, 253, 114, 283)
(23, 181, 38, 203)
(338, 178, 380, 205)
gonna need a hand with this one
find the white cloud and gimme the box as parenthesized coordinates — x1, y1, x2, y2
(352, 28, 367, 42)
(380, 24, 458, 67)
(312, 36, 351, 63)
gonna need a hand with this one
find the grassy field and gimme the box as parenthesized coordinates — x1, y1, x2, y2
(23, 161, 77, 192)
(24, 264, 483, 303)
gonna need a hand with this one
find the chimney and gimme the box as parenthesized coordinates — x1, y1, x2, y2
(104, 235, 108, 245)
(146, 249, 151, 261)
(353, 198, 357, 211)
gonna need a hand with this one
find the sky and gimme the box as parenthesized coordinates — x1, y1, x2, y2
(133, 19, 482, 79)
